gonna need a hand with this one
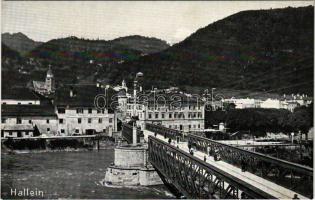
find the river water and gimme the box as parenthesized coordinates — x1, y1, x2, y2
(1, 150, 174, 199)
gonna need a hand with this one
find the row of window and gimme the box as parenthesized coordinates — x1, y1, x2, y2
(147, 105, 202, 111)
(59, 128, 110, 134)
(2, 102, 34, 105)
(2, 118, 113, 124)
(58, 108, 105, 114)
(148, 112, 202, 119)
(59, 118, 113, 124)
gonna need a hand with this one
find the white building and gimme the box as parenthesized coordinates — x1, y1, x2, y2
(1, 104, 58, 138)
(223, 98, 261, 109)
(120, 91, 205, 133)
(54, 85, 117, 136)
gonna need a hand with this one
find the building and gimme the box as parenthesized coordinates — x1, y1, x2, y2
(2, 87, 41, 105)
(223, 98, 261, 109)
(121, 90, 205, 133)
(54, 85, 118, 136)
(32, 66, 55, 96)
(1, 104, 58, 138)
(1, 88, 58, 138)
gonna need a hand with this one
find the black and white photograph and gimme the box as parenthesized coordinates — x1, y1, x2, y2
(1, 1, 314, 199)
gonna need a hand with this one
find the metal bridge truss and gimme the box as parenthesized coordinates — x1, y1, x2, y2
(188, 134, 313, 198)
(148, 136, 275, 199)
(146, 123, 183, 140)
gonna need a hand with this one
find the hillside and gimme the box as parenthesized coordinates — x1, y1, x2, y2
(2, 32, 43, 55)
(1, 6, 313, 96)
(111, 6, 314, 95)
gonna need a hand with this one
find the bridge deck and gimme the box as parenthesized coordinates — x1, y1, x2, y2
(143, 129, 307, 199)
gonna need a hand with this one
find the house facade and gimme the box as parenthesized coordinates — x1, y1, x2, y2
(54, 85, 117, 136)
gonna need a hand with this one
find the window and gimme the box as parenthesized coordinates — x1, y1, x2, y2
(9, 132, 12, 136)
(46, 119, 50, 124)
(29, 103, 32, 105)
(97, 109, 101, 114)
(76, 108, 83, 114)
(155, 113, 158, 118)
(169, 125, 172, 128)
(17, 118, 22, 124)
(2, 102, 6, 105)
(1, 132, 3, 138)
(189, 125, 191, 129)
(149, 113, 152, 119)
(59, 119, 64, 124)
(78, 118, 82, 124)
(58, 108, 65, 114)
(169, 113, 172, 118)
(109, 118, 113, 123)
(18, 102, 21, 105)
(47, 128, 50, 132)
(88, 108, 92, 114)
(99, 118, 102, 123)
(25, 132, 29, 136)
(29, 120, 32, 124)
(75, 129, 79, 133)
(1, 118, 6, 124)
(61, 129, 65, 133)
(88, 118, 92, 123)
(162, 113, 165, 119)
(198, 124, 200, 128)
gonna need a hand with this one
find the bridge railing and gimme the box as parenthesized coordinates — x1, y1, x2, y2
(188, 134, 313, 198)
(121, 123, 144, 144)
(145, 123, 184, 140)
(148, 136, 275, 199)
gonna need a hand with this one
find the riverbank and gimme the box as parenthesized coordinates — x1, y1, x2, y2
(1, 136, 117, 154)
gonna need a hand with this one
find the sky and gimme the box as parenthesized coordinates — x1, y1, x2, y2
(1, 1, 313, 44)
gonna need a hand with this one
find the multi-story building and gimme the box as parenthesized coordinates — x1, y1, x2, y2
(54, 85, 117, 136)
(121, 91, 205, 133)
(1, 88, 58, 138)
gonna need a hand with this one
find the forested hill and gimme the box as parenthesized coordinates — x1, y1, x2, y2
(112, 6, 314, 95)
(2, 32, 43, 55)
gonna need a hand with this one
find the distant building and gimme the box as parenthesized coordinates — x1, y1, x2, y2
(260, 98, 281, 109)
(223, 98, 261, 109)
(112, 80, 128, 92)
(54, 85, 117, 136)
(32, 66, 55, 96)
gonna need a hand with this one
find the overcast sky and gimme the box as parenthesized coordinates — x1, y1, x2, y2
(2, 1, 313, 44)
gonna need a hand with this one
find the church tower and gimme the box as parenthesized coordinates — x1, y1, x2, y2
(45, 65, 55, 93)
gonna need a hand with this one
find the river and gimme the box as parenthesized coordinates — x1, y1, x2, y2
(1, 150, 174, 199)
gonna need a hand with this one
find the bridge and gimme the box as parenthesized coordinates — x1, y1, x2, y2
(123, 123, 313, 199)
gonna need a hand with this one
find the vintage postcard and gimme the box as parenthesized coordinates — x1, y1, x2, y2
(1, 1, 314, 199)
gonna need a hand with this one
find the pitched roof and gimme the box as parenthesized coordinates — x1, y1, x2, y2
(2, 87, 40, 101)
(54, 85, 117, 111)
(1, 104, 57, 117)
